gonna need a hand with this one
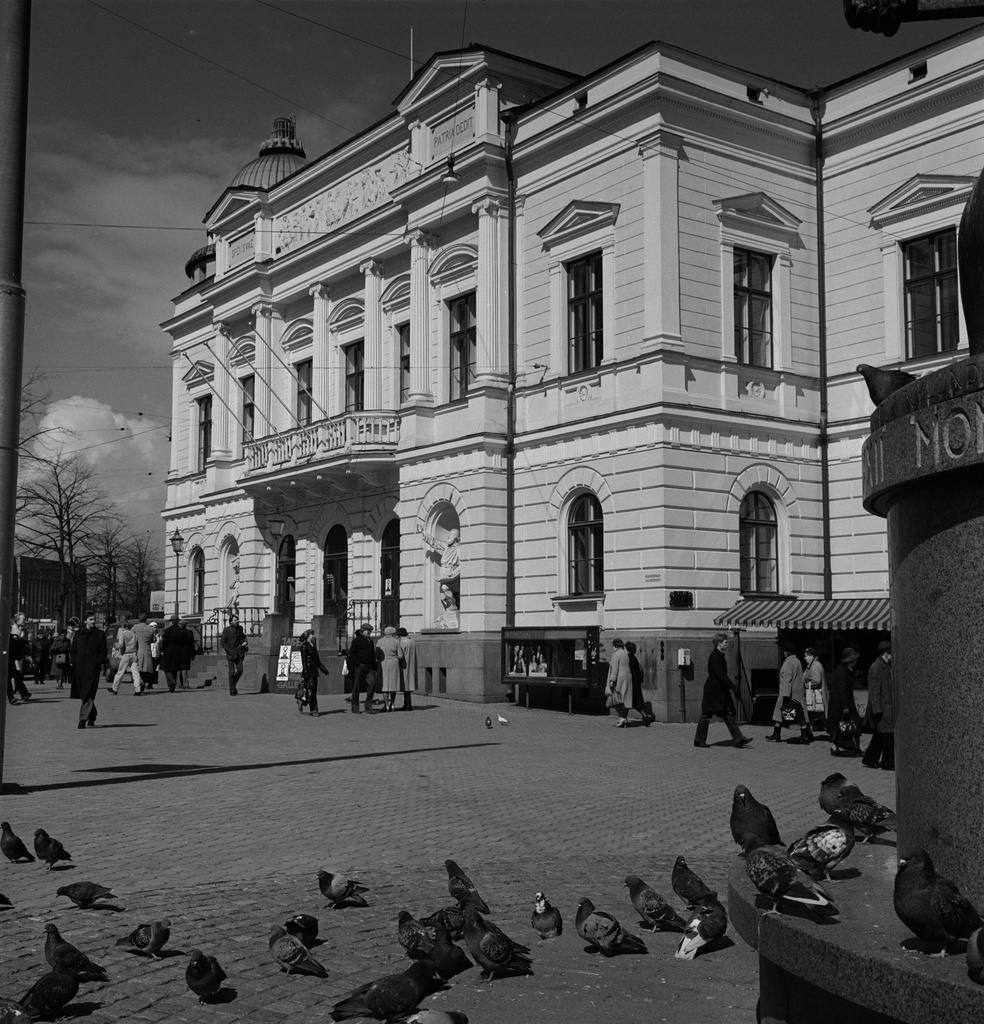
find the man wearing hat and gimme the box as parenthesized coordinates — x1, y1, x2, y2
(347, 622, 378, 714)
(160, 613, 195, 692)
(862, 640, 894, 770)
(376, 626, 403, 711)
(768, 641, 811, 744)
(827, 646, 862, 756)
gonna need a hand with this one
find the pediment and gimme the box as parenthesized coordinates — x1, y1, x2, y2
(228, 338, 255, 369)
(381, 274, 411, 311)
(182, 360, 214, 387)
(281, 319, 314, 353)
(868, 174, 976, 227)
(327, 298, 365, 335)
(429, 243, 478, 285)
(396, 50, 490, 113)
(537, 201, 620, 249)
(205, 189, 261, 229)
(713, 193, 801, 233)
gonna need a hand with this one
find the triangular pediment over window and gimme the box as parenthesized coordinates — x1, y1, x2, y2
(713, 193, 801, 234)
(181, 360, 215, 386)
(868, 174, 976, 228)
(205, 190, 261, 230)
(537, 201, 620, 250)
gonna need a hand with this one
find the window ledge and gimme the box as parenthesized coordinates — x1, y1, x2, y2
(551, 592, 606, 611)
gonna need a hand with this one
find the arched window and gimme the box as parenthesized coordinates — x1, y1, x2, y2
(568, 494, 604, 595)
(276, 535, 296, 621)
(191, 549, 205, 615)
(739, 492, 778, 594)
(380, 518, 401, 628)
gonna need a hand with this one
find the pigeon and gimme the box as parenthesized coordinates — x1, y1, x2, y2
(56, 880, 115, 909)
(18, 969, 79, 1019)
(857, 363, 916, 407)
(1, 822, 34, 863)
(624, 875, 687, 932)
(731, 785, 782, 849)
(818, 772, 856, 816)
(407, 1012, 469, 1024)
(833, 786, 897, 843)
(33, 830, 72, 871)
(675, 894, 729, 960)
(284, 914, 319, 948)
(186, 949, 226, 1002)
(115, 919, 171, 959)
(460, 904, 533, 979)
(531, 891, 563, 939)
(420, 906, 465, 941)
(329, 960, 442, 1021)
(0, 995, 28, 1023)
(893, 849, 983, 955)
(485, 717, 493, 729)
(269, 924, 329, 976)
(574, 897, 648, 956)
(398, 911, 436, 959)
(672, 856, 716, 908)
(429, 922, 473, 980)
(497, 714, 509, 725)
(742, 834, 838, 917)
(318, 870, 369, 908)
(787, 820, 856, 880)
(445, 859, 490, 914)
(968, 927, 984, 983)
(43, 923, 109, 981)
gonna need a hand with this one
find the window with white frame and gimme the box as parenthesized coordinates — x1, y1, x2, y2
(241, 374, 255, 444)
(345, 341, 365, 412)
(739, 491, 777, 594)
(733, 248, 773, 368)
(903, 229, 958, 359)
(448, 293, 476, 402)
(398, 322, 411, 404)
(568, 493, 604, 595)
(191, 548, 205, 615)
(567, 251, 604, 373)
(295, 358, 313, 426)
(196, 395, 212, 471)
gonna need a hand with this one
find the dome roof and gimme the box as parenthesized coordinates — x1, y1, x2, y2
(229, 117, 307, 189)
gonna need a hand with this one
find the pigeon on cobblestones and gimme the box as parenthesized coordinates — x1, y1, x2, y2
(407, 1012, 469, 1024)
(485, 717, 492, 729)
(116, 919, 171, 959)
(329, 960, 442, 1021)
(445, 859, 490, 914)
(675, 895, 729, 960)
(818, 773, 856, 816)
(731, 785, 782, 849)
(55, 881, 115, 910)
(672, 856, 716, 908)
(531, 892, 563, 939)
(832, 786, 897, 843)
(33, 830, 71, 871)
(318, 870, 369, 908)
(284, 914, 319, 947)
(624, 874, 687, 932)
(893, 850, 983, 954)
(787, 820, 855, 880)
(430, 922, 473, 981)
(185, 949, 226, 1002)
(398, 911, 435, 959)
(497, 714, 509, 725)
(43, 924, 109, 981)
(461, 905, 533, 979)
(269, 925, 329, 976)
(967, 927, 984, 983)
(420, 906, 465, 940)
(574, 898, 648, 956)
(1, 822, 34, 863)
(0, 995, 28, 1022)
(742, 834, 837, 917)
(18, 968, 79, 1019)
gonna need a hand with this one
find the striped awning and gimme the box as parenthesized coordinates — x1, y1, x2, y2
(714, 596, 891, 631)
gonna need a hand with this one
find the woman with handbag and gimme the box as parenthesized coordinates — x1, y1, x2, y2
(803, 647, 827, 735)
(768, 642, 811, 744)
(49, 629, 72, 690)
(606, 638, 632, 728)
(826, 646, 862, 756)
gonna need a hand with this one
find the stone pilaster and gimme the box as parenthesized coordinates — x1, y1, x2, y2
(252, 302, 275, 434)
(361, 259, 384, 410)
(473, 196, 507, 385)
(406, 230, 435, 404)
(309, 283, 330, 417)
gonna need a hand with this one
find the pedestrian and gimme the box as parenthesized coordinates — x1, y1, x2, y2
(36, 631, 52, 683)
(826, 647, 863, 757)
(396, 626, 417, 710)
(131, 612, 158, 692)
(803, 647, 827, 735)
(693, 634, 753, 748)
(376, 626, 402, 711)
(347, 623, 377, 714)
(110, 620, 142, 695)
(605, 638, 631, 728)
(624, 641, 654, 726)
(862, 640, 895, 771)
(219, 613, 248, 696)
(768, 642, 811, 744)
(161, 614, 195, 692)
(71, 612, 107, 729)
(7, 616, 31, 705)
(149, 622, 162, 684)
(298, 629, 329, 716)
(50, 627, 72, 689)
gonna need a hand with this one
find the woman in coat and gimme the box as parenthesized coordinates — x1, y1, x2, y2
(624, 641, 653, 726)
(160, 615, 195, 692)
(298, 630, 329, 716)
(396, 627, 417, 711)
(768, 642, 811, 744)
(70, 613, 107, 729)
(49, 630, 71, 689)
(606, 638, 632, 728)
(826, 646, 862, 756)
(376, 626, 403, 711)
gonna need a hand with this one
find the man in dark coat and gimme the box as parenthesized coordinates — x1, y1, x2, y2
(693, 633, 752, 749)
(298, 629, 329, 716)
(70, 613, 107, 729)
(347, 622, 378, 714)
(160, 614, 196, 692)
(219, 613, 248, 696)
(862, 640, 894, 770)
(826, 646, 862, 756)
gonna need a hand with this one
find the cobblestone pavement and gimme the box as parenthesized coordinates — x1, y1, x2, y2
(0, 680, 898, 1023)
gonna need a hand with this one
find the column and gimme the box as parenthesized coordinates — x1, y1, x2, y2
(169, 357, 183, 474)
(405, 230, 435, 404)
(473, 196, 508, 385)
(361, 259, 384, 410)
(309, 283, 330, 418)
(211, 325, 232, 459)
(252, 302, 274, 436)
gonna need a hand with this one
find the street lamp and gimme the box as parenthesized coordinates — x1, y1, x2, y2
(169, 529, 185, 616)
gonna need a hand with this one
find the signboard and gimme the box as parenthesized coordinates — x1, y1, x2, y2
(276, 637, 305, 693)
(430, 108, 475, 162)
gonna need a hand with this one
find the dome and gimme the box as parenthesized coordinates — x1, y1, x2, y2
(229, 117, 307, 189)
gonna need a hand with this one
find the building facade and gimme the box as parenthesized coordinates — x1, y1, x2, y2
(162, 31, 984, 712)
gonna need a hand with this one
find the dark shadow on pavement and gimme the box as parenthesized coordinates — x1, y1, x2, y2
(60, 1001, 102, 1018)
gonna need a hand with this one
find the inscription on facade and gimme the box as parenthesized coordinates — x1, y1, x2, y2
(229, 233, 255, 268)
(430, 109, 475, 161)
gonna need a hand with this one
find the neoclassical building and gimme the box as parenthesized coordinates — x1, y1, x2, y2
(162, 29, 984, 710)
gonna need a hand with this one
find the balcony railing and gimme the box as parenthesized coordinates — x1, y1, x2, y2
(242, 413, 400, 476)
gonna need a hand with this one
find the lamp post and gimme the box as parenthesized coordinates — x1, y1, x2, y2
(169, 529, 185, 617)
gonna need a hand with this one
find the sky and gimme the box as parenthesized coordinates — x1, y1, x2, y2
(21, 0, 980, 540)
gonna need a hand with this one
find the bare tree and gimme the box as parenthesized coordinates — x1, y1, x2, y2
(117, 532, 164, 617)
(87, 521, 129, 622)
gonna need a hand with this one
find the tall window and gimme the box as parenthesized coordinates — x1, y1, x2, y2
(739, 491, 778, 594)
(398, 323, 411, 404)
(241, 374, 255, 444)
(904, 229, 958, 359)
(449, 293, 476, 402)
(734, 249, 773, 367)
(322, 524, 348, 616)
(295, 358, 313, 426)
(345, 341, 364, 412)
(568, 494, 604, 595)
(276, 535, 296, 621)
(192, 549, 205, 615)
(567, 251, 603, 373)
(196, 395, 212, 471)
(380, 518, 401, 628)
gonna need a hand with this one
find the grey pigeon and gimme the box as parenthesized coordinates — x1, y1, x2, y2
(18, 969, 79, 1019)
(624, 874, 687, 932)
(43, 923, 109, 981)
(675, 894, 729, 960)
(857, 363, 916, 407)
(460, 904, 532, 979)
(116, 919, 171, 959)
(430, 922, 473, 981)
(894, 849, 983, 955)
(185, 949, 226, 1002)
(968, 927, 984, 983)
(485, 716, 492, 729)
(269, 924, 329, 976)
(672, 856, 716, 908)
(818, 772, 856, 816)
(284, 914, 319, 948)
(731, 785, 782, 849)
(1, 822, 34, 863)
(407, 1012, 469, 1024)
(0, 995, 28, 1023)
(398, 911, 435, 960)
(318, 870, 369, 908)
(742, 834, 837, 917)
(833, 785, 896, 842)
(56, 880, 115, 909)
(329, 960, 442, 1021)
(574, 897, 647, 956)
(787, 820, 855, 880)
(33, 829, 72, 871)
(420, 906, 465, 940)
(531, 891, 563, 939)
(445, 859, 490, 913)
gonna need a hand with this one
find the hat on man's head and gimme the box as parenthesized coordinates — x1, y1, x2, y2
(384, 626, 396, 635)
(782, 641, 797, 654)
(360, 622, 373, 633)
(841, 646, 859, 660)
(169, 613, 180, 622)
(878, 640, 892, 653)
(396, 627, 408, 637)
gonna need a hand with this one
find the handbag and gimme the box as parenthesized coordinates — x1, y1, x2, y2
(805, 687, 825, 713)
(605, 685, 620, 708)
(838, 712, 860, 739)
(341, 658, 349, 676)
(53, 653, 67, 667)
(780, 698, 803, 724)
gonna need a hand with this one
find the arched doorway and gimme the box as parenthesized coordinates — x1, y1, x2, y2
(276, 535, 296, 625)
(380, 518, 400, 628)
(322, 525, 348, 621)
